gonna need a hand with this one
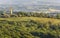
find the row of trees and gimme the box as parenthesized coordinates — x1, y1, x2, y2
(17, 12, 60, 19)
(0, 11, 60, 19)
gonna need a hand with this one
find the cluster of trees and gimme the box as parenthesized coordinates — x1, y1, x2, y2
(0, 11, 60, 19)
(0, 13, 18, 18)
(0, 19, 60, 38)
(16, 12, 60, 19)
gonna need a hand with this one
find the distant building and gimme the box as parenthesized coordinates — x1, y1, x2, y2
(10, 7, 13, 15)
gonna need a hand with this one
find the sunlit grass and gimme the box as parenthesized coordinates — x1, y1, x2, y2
(0, 17, 60, 25)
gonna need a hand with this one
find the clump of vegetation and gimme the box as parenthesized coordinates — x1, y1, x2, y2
(0, 14, 10, 18)
(10, 14, 18, 17)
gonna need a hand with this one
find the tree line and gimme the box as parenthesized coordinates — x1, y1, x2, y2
(0, 11, 60, 19)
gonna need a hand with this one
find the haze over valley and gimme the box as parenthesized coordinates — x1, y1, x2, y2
(0, 0, 60, 13)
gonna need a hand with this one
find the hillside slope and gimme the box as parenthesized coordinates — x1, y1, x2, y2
(0, 17, 60, 24)
(0, 17, 60, 38)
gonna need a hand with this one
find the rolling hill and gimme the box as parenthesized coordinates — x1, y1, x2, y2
(0, 17, 60, 38)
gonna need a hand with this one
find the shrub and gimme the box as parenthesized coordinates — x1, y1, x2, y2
(10, 14, 18, 17)
(1, 14, 10, 18)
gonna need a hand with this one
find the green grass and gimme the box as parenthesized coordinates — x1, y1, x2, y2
(0, 17, 60, 24)
(0, 17, 60, 38)
(0, 17, 59, 21)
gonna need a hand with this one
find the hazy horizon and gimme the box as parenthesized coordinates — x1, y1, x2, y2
(0, 0, 60, 5)
(0, 0, 60, 12)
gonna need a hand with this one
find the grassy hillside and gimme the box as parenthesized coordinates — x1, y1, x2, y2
(0, 17, 60, 38)
(0, 17, 60, 24)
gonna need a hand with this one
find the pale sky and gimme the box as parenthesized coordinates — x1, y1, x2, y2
(0, 0, 60, 5)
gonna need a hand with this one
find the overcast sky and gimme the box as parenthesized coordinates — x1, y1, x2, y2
(0, 0, 60, 5)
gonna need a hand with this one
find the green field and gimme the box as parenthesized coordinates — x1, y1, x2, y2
(0, 17, 60, 38)
(0, 17, 60, 24)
